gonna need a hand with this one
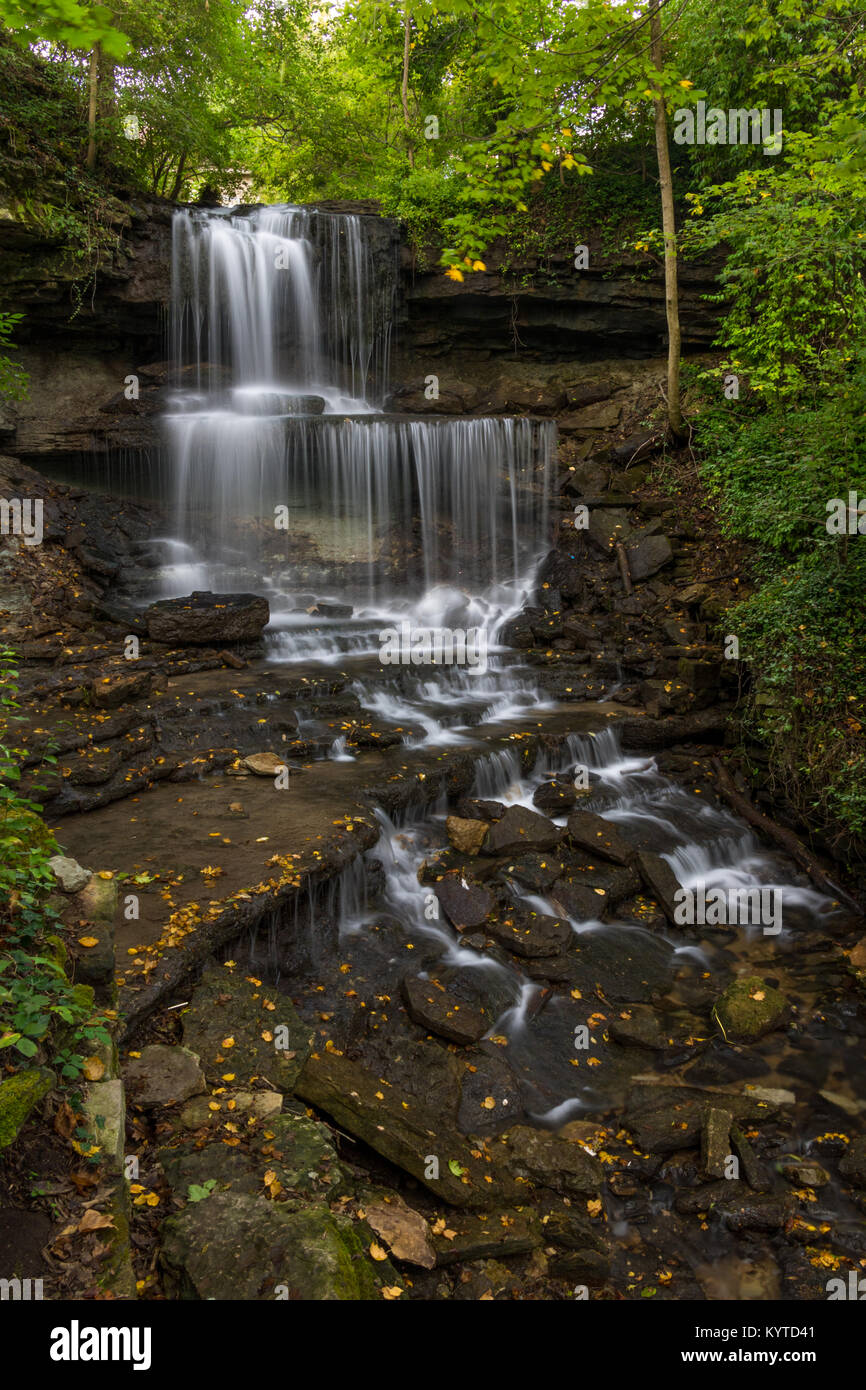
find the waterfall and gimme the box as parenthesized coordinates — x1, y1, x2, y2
(156, 203, 554, 743)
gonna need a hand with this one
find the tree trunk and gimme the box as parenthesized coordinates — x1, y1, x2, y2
(401, 11, 415, 169)
(649, 3, 684, 440)
(86, 43, 100, 172)
(169, 153, 188, 202)
(98, 49, 117, 121)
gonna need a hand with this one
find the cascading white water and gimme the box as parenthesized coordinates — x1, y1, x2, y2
(159, 202, 554, 745)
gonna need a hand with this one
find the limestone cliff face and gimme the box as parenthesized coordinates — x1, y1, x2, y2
(0, 199, 721, 472)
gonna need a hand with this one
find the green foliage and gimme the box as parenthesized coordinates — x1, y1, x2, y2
(0, 0, 129, 57)
(694, 363, 866, 846)
(187, 1180, 218, 1202)
(0, 311, 27, 400)
(0, 648, 110, 1081)
(683, 101, 866, 397)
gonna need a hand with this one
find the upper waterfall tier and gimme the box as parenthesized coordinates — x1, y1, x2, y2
(169, 205, 398, 409)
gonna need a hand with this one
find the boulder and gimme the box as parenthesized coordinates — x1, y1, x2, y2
(445, 815, 488, 856)
(533, 779, 578, 813)
(626, 534, 673, 582)
(636, 850, 682, 923)
(401, 974, 488, 1044)
(160, 1195, 385, 1300)
(566, 810, 635, 866)
(433, 872, 493, 930)
(145, 591, 269, 645)
(48, 855, 91, 894)
(123, 1045, 206, 1109)
(483, 806, 560, 856)
(488, 908, 571, 959)
(0, 1068, 55, 1150)
(182, 965, 313, 1090)
(713, 976, 789, 1043)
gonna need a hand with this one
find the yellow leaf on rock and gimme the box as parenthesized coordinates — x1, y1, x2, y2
(82, 1056, 105, 1080)
(78, 936, 99, 948)
(369, 1242, 388, 1261)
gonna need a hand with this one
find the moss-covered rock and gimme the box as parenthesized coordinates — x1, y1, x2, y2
(182, 965, 313, 1091)
(0, 1067, 55, 1150)
(159, 1193, 392, 1300)
(713, 975, 788, 1043)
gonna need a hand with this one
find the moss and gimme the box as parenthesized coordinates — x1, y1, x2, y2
(0, 1067, 55, 1150)
(714, 975, 788, 1043)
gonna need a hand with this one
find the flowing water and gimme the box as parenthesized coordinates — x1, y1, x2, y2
(158, 204, 553, 743)
(162, 205, 852, 1142)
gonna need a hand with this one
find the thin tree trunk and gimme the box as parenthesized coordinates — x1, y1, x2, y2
(170, 153, 188, 202)
(401, 11, 415, 169)
(649, 3, 684, 439)
(86, 43, 100, 172)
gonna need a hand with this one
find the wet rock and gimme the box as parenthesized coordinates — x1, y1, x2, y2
(638, 678, 693, 715)
(839, 1137, 866, 1188)
(502, 1127, 603, 1197)
(91, 669, 153, 708)
(568, 927, 672, 1003)
(730, 1124, 767, 1191)
(433, 872, 493, 931)
(566, 810, 635, 866)
(624, 1083, 777, 1154)
(636, 850, 682, 924)
(146, 591, 269, 645)
(160, 1194, 385, 1300)
(431, 1208, 542, 1265)
(483, 806, 560, 856)
(701, 1106, 733, 1179)
(456, 798, 505, 823)
(487, 907, 571, 959)
(123, 1045, 206, 1109)
(626, 533, 673, 582)
(682, 1044, 771, 1086)
(401, 974, 488, 1045)
(778, 1158, 831, 1189)
(243, 752, 288, 777)
(445, 815, 489, 856)
(48, 854, 91, 893)
(182, 965, 313, 1090)
(609, 1005, 666, 1050)
(676, 1182, 796, 1232)
(505, 852, 566, 893)
(549, 1248, 610, 1284)
(544, 1207, 609, 1251)
(533, 778, 578, 813)
(305, 600, 351, 617)
(458, 1053, 525, 1135)
(713, 975, 788, 1043)
(294, 1048, 515, 1207)
(562, 859, 641, 906)
(550, 880, 608, 922)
